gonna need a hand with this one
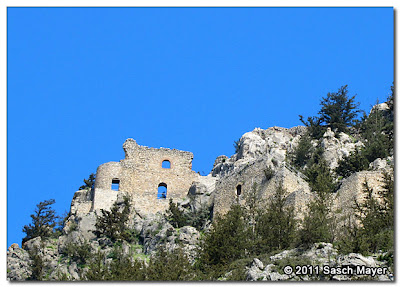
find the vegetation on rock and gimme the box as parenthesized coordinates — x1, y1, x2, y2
(22, 199, 59, 245)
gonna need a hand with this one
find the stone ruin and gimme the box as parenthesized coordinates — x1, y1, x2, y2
(92, 139, 202, 215)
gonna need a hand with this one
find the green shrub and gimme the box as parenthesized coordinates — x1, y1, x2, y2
(63, 240, 93, 265)
(93, 196, 133, 243)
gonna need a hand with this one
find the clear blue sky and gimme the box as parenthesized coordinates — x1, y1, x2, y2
(7, 7, 393, 247)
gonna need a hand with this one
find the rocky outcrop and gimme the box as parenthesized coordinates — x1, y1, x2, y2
(246, 243, 393, 281)
(7, 243, 31, 281)
(212, 126, 306, 178)
(321, 128, 364, 170)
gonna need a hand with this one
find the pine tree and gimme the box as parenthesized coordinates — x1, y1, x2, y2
(79, 173, 96, 190)
(299, 85, 360, 139)
(84, 251, 108, 280)
(335, 148, 369, 178)
(318, 85, 360, 134)
(27, 246, 45, 281)
(93, 196, 133, 242)
(353, 180, 385, 253)
(298, 162, 335, 247)
(289, 133, 313, 168)
(104, 245, 147, 281)
(198, 204, 249, 272)
(378, 171, 394, 229)
(305, 159, 336, 194)
(22, 199, 58, 244)
(255, 183, 297, 253)
(165, 198, 191, 228)
(299, 115, 325, 139)
(146, 246, 195, 281)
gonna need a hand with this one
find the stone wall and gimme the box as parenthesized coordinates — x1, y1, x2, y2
(93, 139, 200, 215)
(213, 156, 313, 220)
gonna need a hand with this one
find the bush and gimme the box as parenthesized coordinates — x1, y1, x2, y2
(27, 246, 45, 281)
(145, 246, 195, 281)
(165, 199, 190, 228)
(63, 240, 92, 265)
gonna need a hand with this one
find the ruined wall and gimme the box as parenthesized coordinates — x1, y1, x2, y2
(93, 139, 199, 215)
(213, 158, 313, 220)
(213, 158, 269, 216)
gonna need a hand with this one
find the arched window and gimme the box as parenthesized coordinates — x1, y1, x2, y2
(162, 160, 171, 169)
(236, 184, 242, 196)
(157, 183, 167, 199)
(111, 179, 120, 191)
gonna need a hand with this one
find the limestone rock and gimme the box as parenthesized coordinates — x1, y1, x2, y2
(70, 189, 93, 216)
(212, 126, 306, 178)
(369, 156, 393, 171)
(7, 244, 32, 280)
(246, 243, 392, 281)
(321, 128, 363, 170)
(333, 170, 385, 218)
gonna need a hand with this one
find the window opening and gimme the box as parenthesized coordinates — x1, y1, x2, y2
(158, 183, 167, 199)
(236, 184, 242, 196)
(162, 160, 171, 169)
(111, 179, 120, 191)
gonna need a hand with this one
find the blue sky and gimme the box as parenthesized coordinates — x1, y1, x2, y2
(7, 7, 393, 247)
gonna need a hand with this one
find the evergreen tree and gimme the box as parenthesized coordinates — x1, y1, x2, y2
(22, 199, 58, 244)
(146, 246, 195, 281)
(165, 199, 189, 228)
(298, 162, 335, 246)
(335, 148, 369, 178)
(84, 251, 108, 280)
(289, 133, 314, 168)
(93, 196, 133, 242)
(299, 85, 360, 139)
(298, 194, 334, 247)
(360, 99, 393, 162)
(198, 204, 249, 273)
(353, 180, 387, 253)
(299, 115, 325, 139)
(79, 173, 96, 190)
(378, 171, 394, 229)
(255, 183, 297, 253)
(339, 175, 394, 255)
(318, 85, 360, 134)
(104, 245, 147, 281)
(305, 158, 336, 194)
(27, 246, 45, 281)
(242, 183, 262, 255)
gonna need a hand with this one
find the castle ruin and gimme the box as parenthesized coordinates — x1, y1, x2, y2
(92, 139, 201, 215)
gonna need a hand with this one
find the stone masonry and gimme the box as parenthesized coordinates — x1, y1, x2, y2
(93, 139, 200, 215)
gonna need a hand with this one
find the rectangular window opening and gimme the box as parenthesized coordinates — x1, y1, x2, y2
(111, 179, 120, 191)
